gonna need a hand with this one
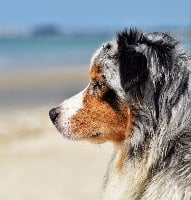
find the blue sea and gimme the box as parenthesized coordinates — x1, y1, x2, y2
(0, 34, 190, 75)
(0, 35, 111, 75)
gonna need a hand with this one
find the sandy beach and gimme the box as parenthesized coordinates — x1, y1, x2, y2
(0, 70, 113, 200)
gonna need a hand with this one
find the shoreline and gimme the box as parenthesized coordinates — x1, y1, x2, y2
(0, 66, 89, 108)
(0, 66, 88, 89)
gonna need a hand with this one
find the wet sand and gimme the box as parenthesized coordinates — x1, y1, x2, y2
(0, 70, 113, 200)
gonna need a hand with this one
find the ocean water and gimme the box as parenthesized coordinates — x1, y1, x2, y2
(0, 35, 111, 75)
(0, 35, 190, 75)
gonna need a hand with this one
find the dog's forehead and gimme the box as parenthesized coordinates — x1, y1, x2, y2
(90, 40, 126, 99)
(90, 40, 118, 65)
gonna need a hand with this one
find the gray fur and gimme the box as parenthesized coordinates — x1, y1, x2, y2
(92, 30, 191, 199)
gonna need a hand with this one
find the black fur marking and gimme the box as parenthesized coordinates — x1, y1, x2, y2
(117, 29, 177, 96)
(117, 29, 148, 93)
(104, 43, 112, 50)
(117, 28, 143, 46)
(117, 28, 181, 121)
(120, 48, 147, 92)
(102, 88, 121, 113)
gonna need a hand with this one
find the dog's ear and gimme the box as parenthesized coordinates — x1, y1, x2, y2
(117, 28, 148, 93)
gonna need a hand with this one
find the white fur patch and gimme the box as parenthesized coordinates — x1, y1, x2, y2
(91, 40, 126, 100)
(60, 90, 84, 119)
(55, 89, 86, 139)
(101, 150, 148, 200)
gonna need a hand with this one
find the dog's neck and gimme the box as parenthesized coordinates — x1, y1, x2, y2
(101, 91, 191, 200)
(101, 142, 149, 200)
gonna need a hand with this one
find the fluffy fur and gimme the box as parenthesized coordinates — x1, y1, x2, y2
(49, 28, 191, 200)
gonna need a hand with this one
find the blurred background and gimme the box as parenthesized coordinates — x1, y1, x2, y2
(0, 0, 190, 199)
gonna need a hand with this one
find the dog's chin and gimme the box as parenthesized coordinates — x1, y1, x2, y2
(54, 125, 76, 141)
(54, 120, 102, 141)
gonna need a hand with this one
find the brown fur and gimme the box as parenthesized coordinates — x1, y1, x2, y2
(70, 66, 133, 144)
(90, 65, 105, 82)
(116, 146, 127, 172)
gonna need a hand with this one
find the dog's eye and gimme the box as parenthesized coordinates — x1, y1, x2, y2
(92, 80, 104, 91)
(108, 54, 119, 60)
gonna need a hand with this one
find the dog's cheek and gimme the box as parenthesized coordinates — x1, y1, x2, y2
(70, 95, 106, 139)
(70, 96, 133, 144)
(70, 108, 102, 139)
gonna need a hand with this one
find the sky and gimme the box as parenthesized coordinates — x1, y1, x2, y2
(0, 0, 190, 30)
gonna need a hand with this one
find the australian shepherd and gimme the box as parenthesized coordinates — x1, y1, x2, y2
(49, 28, 191, 200)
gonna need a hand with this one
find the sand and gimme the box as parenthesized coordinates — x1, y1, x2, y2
(0, 70, 113, 200)
(0, 106, 113, 200)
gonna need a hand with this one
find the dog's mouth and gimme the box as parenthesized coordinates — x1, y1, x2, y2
(89, 132, 101, 138)
(55, 120, 102, 140)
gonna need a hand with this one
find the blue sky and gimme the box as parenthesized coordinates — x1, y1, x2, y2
(0, 0, 190, 29)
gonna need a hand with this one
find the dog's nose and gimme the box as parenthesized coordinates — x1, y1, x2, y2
(49, 107, 59, 123)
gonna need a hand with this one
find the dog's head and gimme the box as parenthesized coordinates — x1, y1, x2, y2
(49, 28, 179, 145)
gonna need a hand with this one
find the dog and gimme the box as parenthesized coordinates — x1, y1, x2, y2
(49, 28, 191, 200)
